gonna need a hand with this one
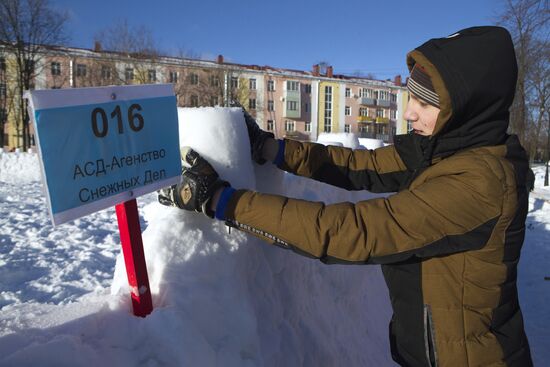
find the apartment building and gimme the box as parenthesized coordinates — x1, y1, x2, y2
(0, 43, 406, 150)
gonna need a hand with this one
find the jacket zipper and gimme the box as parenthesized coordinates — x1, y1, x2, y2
(424, 304, 438, 367)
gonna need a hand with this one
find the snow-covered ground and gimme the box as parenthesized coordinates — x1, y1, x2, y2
(0, 111, 549, 366)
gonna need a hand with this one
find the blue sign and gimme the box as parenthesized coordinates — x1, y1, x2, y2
(27, 84, 181, 225)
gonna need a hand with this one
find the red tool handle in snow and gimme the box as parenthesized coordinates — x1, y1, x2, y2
(115, 199, 153, 317)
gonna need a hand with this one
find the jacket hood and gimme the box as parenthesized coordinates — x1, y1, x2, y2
(406, 26, 518, 158)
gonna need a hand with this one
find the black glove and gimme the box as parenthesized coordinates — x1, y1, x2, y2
(158, 147, 229, 218)
(231, 100, 274, 164)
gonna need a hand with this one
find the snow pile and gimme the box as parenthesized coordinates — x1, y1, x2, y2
(177, 107, 256, 190)
(317, 132, 360, 149)
(0, 108, 393, 366)
(358, 138, 385, 150)
(316, 133, 387, 150)
(0, 150, 41, 184)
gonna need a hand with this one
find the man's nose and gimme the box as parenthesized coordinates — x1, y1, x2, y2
(404, 108, 416, 121)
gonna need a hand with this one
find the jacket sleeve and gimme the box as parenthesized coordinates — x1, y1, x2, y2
(224, 159, 504, 264)
(279, 139, 409, 193)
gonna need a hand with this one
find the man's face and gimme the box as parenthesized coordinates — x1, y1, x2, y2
(404, 94, 441, 136)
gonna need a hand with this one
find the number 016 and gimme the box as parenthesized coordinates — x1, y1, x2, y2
(91, 103, 144, 138)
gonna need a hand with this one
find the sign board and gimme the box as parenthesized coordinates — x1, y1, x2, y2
(26, 84, 181, 225)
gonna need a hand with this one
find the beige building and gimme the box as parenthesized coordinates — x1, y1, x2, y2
(1, 43, 407, 150)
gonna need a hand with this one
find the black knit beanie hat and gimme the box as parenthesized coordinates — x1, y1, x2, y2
(407, 64, 440, 108)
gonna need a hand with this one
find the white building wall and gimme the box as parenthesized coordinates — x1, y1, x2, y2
(255, 74, 265, 127)
(396, 89, 408, 135)
(338, 83, 346, 133)
(310, 80, 319, 141)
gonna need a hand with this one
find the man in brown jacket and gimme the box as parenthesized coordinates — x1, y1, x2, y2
(159, 26, 533, 367)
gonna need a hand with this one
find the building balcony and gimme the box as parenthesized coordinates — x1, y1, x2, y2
(283, 109, 301, 119)
(359, 97, 376, 106)
(376, 117, 389, 123)
(357, 116, 375, 123)
(283, 92, 301, 118)
(377, 99, 391, 108)
(285, 89, 300, 99)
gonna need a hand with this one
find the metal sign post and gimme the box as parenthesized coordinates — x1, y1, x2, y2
(116, 199, 152, 317)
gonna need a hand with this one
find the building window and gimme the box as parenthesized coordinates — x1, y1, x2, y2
(211, 96, 219, 106)
(287, 101, 298, 111)
(345, 124, 350, 133)
(305, 121, 311, 132)
(125, 68, 134, 81)
(378, 90, 389, 101)
(285, 120, 295, 132)
(169, 71, 178, 83)
(101, 66, 111, 79)
(359, 107, 368, 117)
(390, 109, 397, 119)
(230, 77, 238, 89)
(407, 120, 413, 132)
(304, 84, 311, 93)
(391, 93, 397, 103)
(249, 98, 256, 109)
(189, 73, 199, 85)
(324, 85, 332, 133)
(249, 78, 256, 90)
(148, 69, 156, 82)
(210, 75, 219, 87)
(267, 100, 274, 111)
(345, 88, 351, 98)
(287, 81, 299, 91)
(360, 123, 375, 134)
(305, 103, 309, 113)
(190, 95, 199, 107)
(51, 62, 61, 76)
(267, 80, 275, 91)
(360, 88, 375, 99)
(376, 108, 385, 118)
(0, 83, 6, 97)
(76, 64, 87, 77)
(345, 106, 351, 116)
(0, 57, 5, 71)
(0, 108, 6, 121)
(267, 120, 274, 131)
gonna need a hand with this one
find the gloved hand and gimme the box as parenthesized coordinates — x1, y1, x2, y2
(158, 147, 229, 218)
(231, 100, 274, 164)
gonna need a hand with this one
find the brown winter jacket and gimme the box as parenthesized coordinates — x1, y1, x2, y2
(223, 26, 532, 367)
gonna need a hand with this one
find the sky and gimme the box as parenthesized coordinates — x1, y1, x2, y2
(51, 0, 503, 80)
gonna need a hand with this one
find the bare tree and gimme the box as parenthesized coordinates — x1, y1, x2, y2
(525, 39, 549, 162)
(94, 20, 161, 85)
(497, 0, 549, 145)
(168, 48, 222, 108)
(0, 47, 7, 148)
(0, 0, 69, 150)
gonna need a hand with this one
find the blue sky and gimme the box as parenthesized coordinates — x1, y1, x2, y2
(51, 0, 502, 80)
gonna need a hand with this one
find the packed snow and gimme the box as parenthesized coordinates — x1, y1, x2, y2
(0, 109, 549, 366)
